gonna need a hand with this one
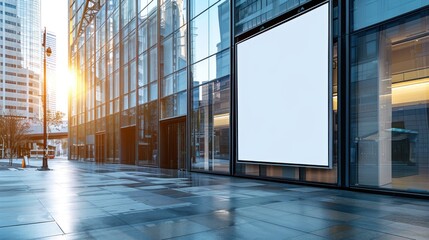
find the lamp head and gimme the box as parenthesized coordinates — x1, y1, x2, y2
(46, 47, 52, 57)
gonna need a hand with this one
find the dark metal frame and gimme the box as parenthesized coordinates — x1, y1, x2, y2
(232, 0, 333, 169)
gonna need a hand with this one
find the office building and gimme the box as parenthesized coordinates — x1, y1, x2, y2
(69, 0, 429, 197)
(0, 0, 41, 118)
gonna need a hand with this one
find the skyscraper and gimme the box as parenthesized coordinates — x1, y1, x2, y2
(0, 0, 41, 118)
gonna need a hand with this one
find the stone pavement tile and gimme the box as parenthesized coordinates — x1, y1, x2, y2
(311, 224, 386, 240)
(0, 211, 54, 228)
(262, 201, 362, 222)
(350, 216, 429, 240)
(382, 213, 429, 228)
(209, 220, 306, 240)
(49, 207, 111, 221)
(116, 209, 180, 225)
(187, 210, 255, 229)
(298, 199, 392, 219)
(179, 195, 248, 211)
(132, 218, 210, 239)
(287, 233, 330, 240)
(234, 205, 294, 221)
(371, 235, 413, 240)
(257, 212, 340, 232)
(0, 221, 63, 239)
(64, 225, 151, 240)
(56, 215, 128, 234)
(101, 202, 154, 214)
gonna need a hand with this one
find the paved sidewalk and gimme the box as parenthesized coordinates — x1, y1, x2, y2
(0, 159, 428, 239)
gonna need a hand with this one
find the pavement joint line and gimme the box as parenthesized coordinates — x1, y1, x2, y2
(0, 220, 55, 229)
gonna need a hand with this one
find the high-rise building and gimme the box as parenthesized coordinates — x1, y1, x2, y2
(46, 31, 57, 113)
(69, 0, 429, 197)
(0, 0, 41, 118)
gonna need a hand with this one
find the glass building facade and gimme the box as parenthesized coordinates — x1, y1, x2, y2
(69, 0, 429, 196)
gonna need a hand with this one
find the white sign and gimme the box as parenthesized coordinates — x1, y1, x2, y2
(237, 3, 331, 167)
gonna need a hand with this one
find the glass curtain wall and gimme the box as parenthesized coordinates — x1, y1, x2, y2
(106, 0, 120, 163)
(120, 0, 137, 128)
(95, 4, 106, 134)
(137, 1, 159, 166)
(350, 8, 429, 193)
(159, 0, 187, 119)
(190, 0, 231, 173)
(235, 0, 314, 35)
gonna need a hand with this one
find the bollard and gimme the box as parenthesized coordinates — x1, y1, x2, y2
(22, 158, 26, 168)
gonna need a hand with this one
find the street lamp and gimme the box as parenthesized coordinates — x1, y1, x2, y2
(39, 27, 51, 171)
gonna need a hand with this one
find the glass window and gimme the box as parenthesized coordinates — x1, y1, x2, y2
(160, 91, 187, 119)
(190, 0, 208, 19)
(138, 22, 148, 53)
(149, 47, 157, 82)
(174, 26, 187, 71)
(121, 0, 136, 27)
(352, 0, 429, 30)
(130, 60, 136, 91)
(139, 86, 148, 104)
(130, 91, 136, 108)
(113, 10, 119, 35)
(162, 36, 173, 76)
(160, 1, 173, 37)
(209, 49, 229, 81)
(177, 69, 187, 92)
(114, 71, 119, 98)
(138, 0, 149, 12)
(138, 52, 148, 87)
(123, 65, 129, 93)
(177, 90, 187, 116)
(191, 1, 229, 63)
(191, 58, 209, 86)
(96, 81, 105, 105)
(128, 31, 137, 60)
(191, 77, 230, 174)
(123, 37, 129, 64)
(235, 0, 308, 35)
(114, 46, 120, 70)
(161, 75, 174, 97)
(160, 95, 175, 119)
(138, 102, 158, 166)
(123, 94, 129, 110)
(209, 1, 229, 55)
(191, 10, 209, 63)
(108, 0, 119, 16)
(350, 12, 429, 193)
(149, 82, 158, 101)
(149, 13, 157, 47)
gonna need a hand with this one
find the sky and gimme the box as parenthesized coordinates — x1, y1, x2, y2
(41, 0, 69, 115)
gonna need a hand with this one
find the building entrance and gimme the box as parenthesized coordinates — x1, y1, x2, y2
(160, 117, 186, 170)
(95, 133, 105, 163)
(120, 126, 136, 165)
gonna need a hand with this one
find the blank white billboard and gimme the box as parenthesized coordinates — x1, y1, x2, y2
(237, 3, 331, 167)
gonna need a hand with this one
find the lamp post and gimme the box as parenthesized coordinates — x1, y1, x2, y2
(40, 28, 51, 171)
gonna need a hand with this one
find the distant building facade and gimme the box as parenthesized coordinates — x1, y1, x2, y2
(69, 0, 429, 197)
(0, 0, 41, 118)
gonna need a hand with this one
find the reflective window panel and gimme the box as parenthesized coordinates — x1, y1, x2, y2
(350, 12, 429, 193)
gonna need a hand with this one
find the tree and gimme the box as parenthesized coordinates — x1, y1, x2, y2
(34, 110, 66, 133)
(0, 111, 31, 165)
(47, 110, 66, 132)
